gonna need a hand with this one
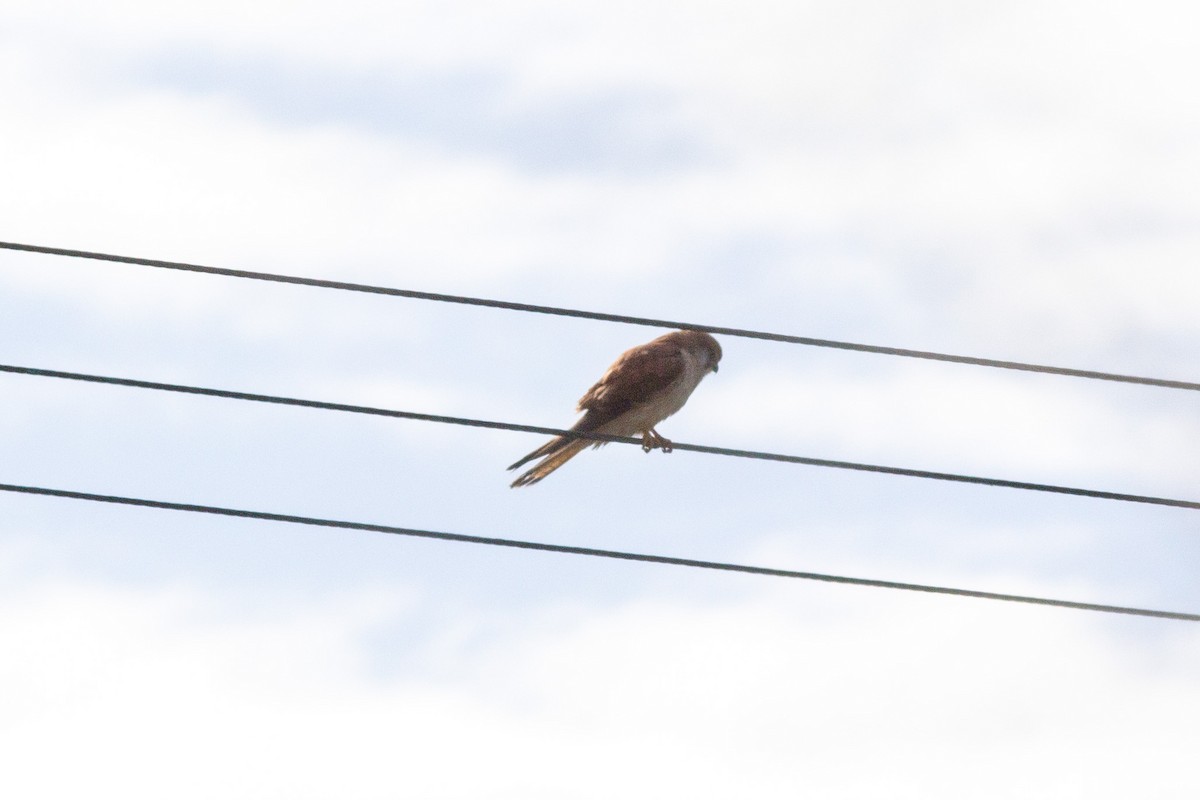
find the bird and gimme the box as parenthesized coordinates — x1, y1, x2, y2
(508, 329, 723, 487)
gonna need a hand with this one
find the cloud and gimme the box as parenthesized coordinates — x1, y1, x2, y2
(126, 49, 708, 175)
(0, 44, 717, 291)
(4, 4, 1199, 795)
(1, 563, 1197, 799)
(5, 0, 1199, 358)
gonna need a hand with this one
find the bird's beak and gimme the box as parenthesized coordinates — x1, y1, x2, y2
(712, 364, 719, 373)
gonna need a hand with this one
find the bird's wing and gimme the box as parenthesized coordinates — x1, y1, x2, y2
(574, 337, 686, 431)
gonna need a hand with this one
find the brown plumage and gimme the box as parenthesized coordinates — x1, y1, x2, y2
(508, 329, 723, 487)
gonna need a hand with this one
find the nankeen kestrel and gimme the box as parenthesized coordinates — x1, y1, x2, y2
(508, 329, 722, 487)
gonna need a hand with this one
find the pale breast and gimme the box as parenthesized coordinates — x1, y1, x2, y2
(601, 348, 708, 436)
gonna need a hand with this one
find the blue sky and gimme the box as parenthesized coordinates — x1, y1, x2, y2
(3, 1, 1200, 797)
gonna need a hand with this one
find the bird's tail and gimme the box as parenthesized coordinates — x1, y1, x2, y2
(508, 437, 591, 488)
(507, 433, 569, 473)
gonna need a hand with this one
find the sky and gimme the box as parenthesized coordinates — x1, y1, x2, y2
(2, 1, 1200, 797)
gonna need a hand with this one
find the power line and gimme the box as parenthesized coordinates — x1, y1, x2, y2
(4, 240, 1197, 392)
(4, 362, 1198, 511)
(1, 481, 1195, 622)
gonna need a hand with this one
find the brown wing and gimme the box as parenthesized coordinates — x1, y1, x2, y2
(573, 335, 686, 433)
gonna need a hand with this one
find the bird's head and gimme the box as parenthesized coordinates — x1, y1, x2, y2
(678, 329, 722, 374)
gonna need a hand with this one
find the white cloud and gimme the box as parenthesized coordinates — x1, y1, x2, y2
(2, 47, 718, 291)
(1, 565, 1197, 800)
(4, 0, 1198, 356)
(4, 5, 1199, 796)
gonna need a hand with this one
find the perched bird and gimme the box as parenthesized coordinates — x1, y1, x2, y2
(508, 329, 723, 487)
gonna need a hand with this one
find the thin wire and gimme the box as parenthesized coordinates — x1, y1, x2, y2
(1, 482, 1195, 621)
(3, 240, 1197, 392)
(4, 362, 1198, 511)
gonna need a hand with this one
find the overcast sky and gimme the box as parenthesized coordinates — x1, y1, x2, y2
(3, 1, 1200, 797)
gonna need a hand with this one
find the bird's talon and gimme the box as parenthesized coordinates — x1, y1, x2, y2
(641, 429, 673, 453)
